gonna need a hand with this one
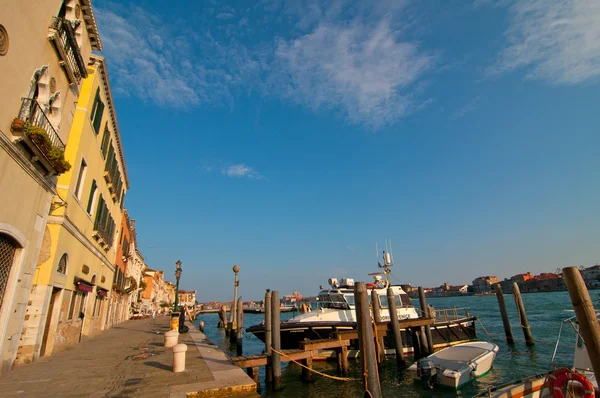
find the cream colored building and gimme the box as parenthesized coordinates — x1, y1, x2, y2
(0, 0, 101, 372)
(17, 54, 128, 365)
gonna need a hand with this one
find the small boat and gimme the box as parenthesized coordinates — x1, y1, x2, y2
(408, 341, 499, 390)
(473, 314, 599, 397)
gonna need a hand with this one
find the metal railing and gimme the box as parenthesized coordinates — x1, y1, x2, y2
(432, 307, 471, 322)
(50, 17, 87, 83)
(18, 98, 65, 151)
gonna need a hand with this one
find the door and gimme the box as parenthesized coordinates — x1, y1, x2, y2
(40, 287, 61, 356)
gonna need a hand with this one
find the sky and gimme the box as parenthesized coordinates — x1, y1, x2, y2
(93, 0, 600, 302)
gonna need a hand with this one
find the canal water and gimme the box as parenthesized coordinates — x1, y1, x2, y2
(194, 290, 599, 397)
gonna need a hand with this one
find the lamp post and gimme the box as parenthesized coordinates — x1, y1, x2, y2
(173, 260, 182, 313)
(229, 265, 240, 337)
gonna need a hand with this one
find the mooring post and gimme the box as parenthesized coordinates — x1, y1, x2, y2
(301, 357, 313, 382)
(247, 366, 260, 388)
(264, 290, 272, 382)
(370, 290, 385, 365)
(386, 287, 405, 365)
(494, 283, 514, 344)
(512, 283, 534, 346)
(355, 282, 382, 398)
(236, 297, 244, 356)
(271, 290, 282, 391)
(563, 266, 600, 384)
(418, 287, 434, 355)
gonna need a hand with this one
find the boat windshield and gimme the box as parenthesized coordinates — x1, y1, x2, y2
(344, 295, 355, 306)
(318, 293, 350, 310)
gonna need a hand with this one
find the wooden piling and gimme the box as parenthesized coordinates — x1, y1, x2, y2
(247, 366, 259, 387)
(264, 290, 272, 382)
(370, 290, 385, 365)
(494, 283, 514, 344)
(386, 287, 405, 365)
(236, 298, 244, 356)
(563, 266, 600, 384)
(301, 357, 313, 382)
(418, 287, 434, 355)
(271, 290, 282, 391)
(513, 283, 534, 346)
(355, 282, 382, 398)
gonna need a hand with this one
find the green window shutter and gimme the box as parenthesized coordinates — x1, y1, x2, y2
(101, 126, 111, 158)
(86, 179, 97, 213)
(106, 146, 114, 171)
(90, 88, 100, 119)
(94, 195, 104, 230)
(93, 99, 105, 134)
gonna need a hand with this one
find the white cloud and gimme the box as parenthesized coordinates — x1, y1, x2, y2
(272, 20, 434, 127)
(492, 0, 600, 84)
(451, 96, 481, 119)
(95, 2, 436, 128)
(222, 164, 265, 180)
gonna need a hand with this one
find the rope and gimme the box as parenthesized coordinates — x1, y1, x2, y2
(477, 318, 498, 343)
(270, 347, 356, 382)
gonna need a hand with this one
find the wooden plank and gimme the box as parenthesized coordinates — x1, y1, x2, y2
(299, 338, 350, 350)
(231, 349, 312, 368)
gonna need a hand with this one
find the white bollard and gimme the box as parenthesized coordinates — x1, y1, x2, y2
(173, 344, 187, 373)
(164, 329, 179, 348)
(198, 320, 205, 332)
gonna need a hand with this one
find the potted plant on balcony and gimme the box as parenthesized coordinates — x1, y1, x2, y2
(11, 118, 26, 133)
(25, 126, 52, 153)
(48, 147, 71, 174)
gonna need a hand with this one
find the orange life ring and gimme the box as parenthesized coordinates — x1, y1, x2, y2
(547, 368, 595, 398)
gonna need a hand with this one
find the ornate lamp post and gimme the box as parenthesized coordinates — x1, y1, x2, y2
(230, 264, 240, 328)
(173, 260, 182, 313)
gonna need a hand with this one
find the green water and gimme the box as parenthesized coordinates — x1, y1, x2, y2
(195, 290, 599, 397)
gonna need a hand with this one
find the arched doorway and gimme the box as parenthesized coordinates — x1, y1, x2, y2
(0, 234, 20, 311)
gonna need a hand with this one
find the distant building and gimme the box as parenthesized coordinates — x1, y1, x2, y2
(499, 272, 534, 293)
(178, 290, 196, 307)
(581, 265, 600, 286)
(472, 276, 499, 293)
(525, 273, 564, 292)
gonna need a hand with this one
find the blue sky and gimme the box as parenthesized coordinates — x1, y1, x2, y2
(94, 0, 600, 302)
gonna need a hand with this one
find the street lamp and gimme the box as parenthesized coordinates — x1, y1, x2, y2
(173, 260, 182, 313)
(230, 264, 240, 327)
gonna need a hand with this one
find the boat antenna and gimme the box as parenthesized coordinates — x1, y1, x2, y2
(389, 239, 395, 266)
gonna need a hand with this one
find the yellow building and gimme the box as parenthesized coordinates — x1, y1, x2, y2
(17, 54, 129, 364)
(0, 0, 101, 372)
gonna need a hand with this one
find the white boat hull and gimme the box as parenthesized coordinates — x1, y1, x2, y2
(408, 341, 499, 389)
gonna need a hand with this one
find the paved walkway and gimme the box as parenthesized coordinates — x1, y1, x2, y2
(0, 316, 257, 397)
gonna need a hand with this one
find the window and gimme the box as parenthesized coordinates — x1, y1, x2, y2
(79, 292, 87, 317)
(86, 179, 97, 215)
(92, 295, 98, 317)
(0, 234, 19, 311)
(101, 124, 111, 158)
(67, 290, 77, 320)
(90, 87, 105, 134)
(74, 158, 87, 199)
(379, 295, 388, 309)
(57, 253, 67, 274)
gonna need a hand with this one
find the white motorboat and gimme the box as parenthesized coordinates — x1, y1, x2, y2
(473, 314, 599, 397)
(408, 341, 499, 389)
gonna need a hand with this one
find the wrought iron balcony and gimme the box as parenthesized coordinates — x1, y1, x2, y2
(12, 98, 69, 176)
(18, 98, 65, 151)
(48, 17, 87, 85)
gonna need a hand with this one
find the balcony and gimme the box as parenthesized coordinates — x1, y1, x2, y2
(11, 98, 70, 176)
(48, 17, 87, 85)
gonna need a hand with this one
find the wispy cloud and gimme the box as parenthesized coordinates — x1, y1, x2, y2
(345, 244, 356, 253)
(490, 0, 600, 84)
(272, 20, 435, 128)
(451, 96, 481, 119)
(222, 164, 265, 180)
(95, 1, 437, 129)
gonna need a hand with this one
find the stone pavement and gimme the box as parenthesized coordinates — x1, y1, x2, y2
(0, 316, 257, 398)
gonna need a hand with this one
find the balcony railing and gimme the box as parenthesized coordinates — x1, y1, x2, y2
(49, 17, 87, 85)
(18, 98, 65, 151)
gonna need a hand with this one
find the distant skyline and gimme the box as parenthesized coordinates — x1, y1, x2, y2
(94, 0, 600, 302)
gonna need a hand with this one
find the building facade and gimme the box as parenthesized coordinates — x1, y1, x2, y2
(472, 275, 499, 293)
(178, 290, 197, 307)
(107, 211, 131, 327)
(0, 0, 102, 373)
(15, 53, 128, 365)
